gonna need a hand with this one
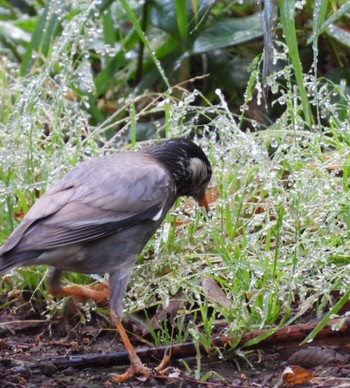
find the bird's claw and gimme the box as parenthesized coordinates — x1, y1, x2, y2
(107, 349, 172, 383)
(154, 346, 171, 372)
(107, 364, 152, 383)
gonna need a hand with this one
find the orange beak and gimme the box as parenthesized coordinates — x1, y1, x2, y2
(198, 192, 210, 212)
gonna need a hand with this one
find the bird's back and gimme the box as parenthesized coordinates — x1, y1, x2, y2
(0, 151, 176, 274)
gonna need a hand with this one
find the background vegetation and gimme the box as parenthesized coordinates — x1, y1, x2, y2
(1, 0, 350, 377)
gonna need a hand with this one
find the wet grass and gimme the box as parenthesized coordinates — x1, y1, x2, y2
(2, 80, 350, 376)
(1, 1, 350, 382)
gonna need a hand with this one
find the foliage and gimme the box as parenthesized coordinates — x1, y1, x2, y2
(1, 0, 349, 131)
(1, 0, 350, 380)
(0, 0, 263, 130)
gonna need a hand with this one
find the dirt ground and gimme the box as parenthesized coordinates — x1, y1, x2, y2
(1, 304, 350, 387)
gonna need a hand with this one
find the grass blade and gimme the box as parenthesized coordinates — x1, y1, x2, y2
(278, 0, 312, 128)
(120, 0, 170, 89)
(301, 289, 350, 345)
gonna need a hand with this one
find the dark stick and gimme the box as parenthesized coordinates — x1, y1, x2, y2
(40, 317, 350, 368)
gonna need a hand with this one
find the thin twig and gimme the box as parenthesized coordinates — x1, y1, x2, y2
(39, 317, 350, 368)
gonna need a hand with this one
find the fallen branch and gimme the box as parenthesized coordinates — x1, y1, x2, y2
(40, 317, 350, 368)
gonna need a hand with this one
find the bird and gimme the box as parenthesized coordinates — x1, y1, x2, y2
(0, 138, 212, 382)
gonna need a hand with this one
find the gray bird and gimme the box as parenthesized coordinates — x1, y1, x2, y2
(0, 138, 212, 382)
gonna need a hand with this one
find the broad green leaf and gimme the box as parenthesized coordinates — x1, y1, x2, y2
(193, 13, 263, 54)
(150, 0, 212, 41)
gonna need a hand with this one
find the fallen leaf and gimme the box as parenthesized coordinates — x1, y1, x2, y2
(282, 365, 312, 385)
(150, 293, 185, 332)
(288, 347, 348, 367)
(202, 277, 230, 308)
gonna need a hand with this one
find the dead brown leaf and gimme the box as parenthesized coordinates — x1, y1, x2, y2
(149, 293, 186, 332)
(202, 277, 230, 308)
(288, 347, 348, 368)
(282, 365, 312, 385)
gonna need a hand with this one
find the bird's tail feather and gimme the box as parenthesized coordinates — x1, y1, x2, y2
(0, 250, 38, 275)
(0, 256, 19, 275)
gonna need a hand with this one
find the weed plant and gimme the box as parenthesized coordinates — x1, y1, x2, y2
(1, 0, 350, 378)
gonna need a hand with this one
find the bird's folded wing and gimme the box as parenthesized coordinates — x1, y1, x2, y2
(19, 202, 162, 250)
(2, 155, 175, 253)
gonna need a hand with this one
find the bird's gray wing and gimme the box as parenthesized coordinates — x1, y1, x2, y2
(2, 153, 175, 253)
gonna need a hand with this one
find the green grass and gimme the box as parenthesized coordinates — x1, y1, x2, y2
(2, 78, 350, 361)
(1, 0, 350, 381)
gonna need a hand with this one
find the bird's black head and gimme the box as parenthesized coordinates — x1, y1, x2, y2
(147, 138, 212, 202)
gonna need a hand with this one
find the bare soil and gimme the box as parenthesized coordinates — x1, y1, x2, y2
(1, 302, 350, 387)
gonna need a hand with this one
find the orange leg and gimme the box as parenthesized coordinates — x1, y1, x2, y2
(108, 310, 171, 383)
(109, 311, 152, 383)
(49, 283, 110, 305)
(49, 282, 170, 382)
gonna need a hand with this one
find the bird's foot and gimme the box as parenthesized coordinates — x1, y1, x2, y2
(49, 283, 110, 305)
(154, 346, 172, 372)
(108, 313, 172, 383)
(108, 361, 152, 383)
(108, 348, 172, 383)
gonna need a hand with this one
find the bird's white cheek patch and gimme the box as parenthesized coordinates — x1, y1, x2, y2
(152, 208, 163, 221)
(189, 157, 207, 180)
